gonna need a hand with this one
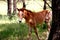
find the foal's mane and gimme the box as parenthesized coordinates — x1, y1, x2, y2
(24, 8, 47, 13)
(23, 8, 33, 13)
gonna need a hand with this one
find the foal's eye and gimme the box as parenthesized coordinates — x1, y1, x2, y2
(22, 14, 23, 15)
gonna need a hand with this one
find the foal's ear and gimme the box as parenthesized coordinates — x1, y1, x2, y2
(17, 8, 20, 11)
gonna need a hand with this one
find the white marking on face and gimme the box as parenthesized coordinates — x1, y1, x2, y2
(20, 11, 23, 16)
(19, 11, 23, 21)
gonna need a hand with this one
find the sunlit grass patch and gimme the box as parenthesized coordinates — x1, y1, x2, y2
(0, 15, 18, 24)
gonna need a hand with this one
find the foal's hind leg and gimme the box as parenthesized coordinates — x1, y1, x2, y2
(33, 27, 41, 40)
(45, 19, 51, 32)
(47, 22, 51, 32)
(45, 20, 51, 40)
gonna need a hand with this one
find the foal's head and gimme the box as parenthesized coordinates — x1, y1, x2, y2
(17, 8, 32, 22)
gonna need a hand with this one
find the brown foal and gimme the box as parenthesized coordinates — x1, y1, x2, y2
(17, 8, 52, 40)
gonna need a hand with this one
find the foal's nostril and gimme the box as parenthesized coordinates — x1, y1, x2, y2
(19, 21, 21, 23)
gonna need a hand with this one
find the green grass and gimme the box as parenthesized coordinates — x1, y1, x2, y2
(0, 23, 47, 40)
(0, 23, 28, 40)
(0, 15, 48, 40)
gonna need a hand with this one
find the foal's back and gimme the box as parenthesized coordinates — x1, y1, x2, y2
(33, 10, 49, 24)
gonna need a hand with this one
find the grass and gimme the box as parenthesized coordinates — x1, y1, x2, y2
(0, 15, 48, 40)
(0, 23, 28, 40)
(0, 23, 47, 40)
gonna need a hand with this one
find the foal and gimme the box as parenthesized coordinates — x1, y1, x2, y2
(17, 8, 52, 40)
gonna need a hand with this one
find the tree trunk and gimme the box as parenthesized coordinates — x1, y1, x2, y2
(7, 0, 12, 16)
(43, 0, 46, 10)
(22, 0, 26, 8)
(48, 0, 60, 40)
(13, 0, 16, 15)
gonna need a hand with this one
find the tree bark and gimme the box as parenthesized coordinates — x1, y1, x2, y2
(13, 0, 16, 15)
(43, 0, 46, 10)
(7, 0, 12, 16)
(48, 0, 60, 40)
(22, 0, 26, 8)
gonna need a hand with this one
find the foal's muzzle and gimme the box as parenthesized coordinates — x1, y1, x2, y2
(18, 19, 22, 23)
(19, 20, 22, 23)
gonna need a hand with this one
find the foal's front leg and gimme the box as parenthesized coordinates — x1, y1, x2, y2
(33, 27, 41, 40)
(27, 27, 32, 40)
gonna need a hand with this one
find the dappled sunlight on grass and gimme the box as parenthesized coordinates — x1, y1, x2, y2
(0, 18, 25, 24)
(0, 14, 26, 24)
(0, 18, 17, 24)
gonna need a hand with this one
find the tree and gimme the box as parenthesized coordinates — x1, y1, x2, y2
(43, 0, 52, 10)
(48, 0, 60, 40)
(13, 0, 16, 15)
(46, 0, 52, 9)
(7, 0, 12, 16)
(22, 0, 26, 8)
(43, 0, 46, 10)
